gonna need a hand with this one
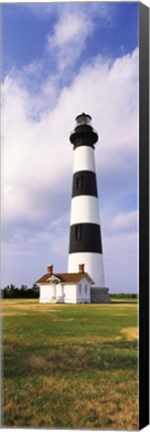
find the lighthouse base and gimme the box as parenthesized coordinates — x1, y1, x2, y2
(91, 287, 110, 304)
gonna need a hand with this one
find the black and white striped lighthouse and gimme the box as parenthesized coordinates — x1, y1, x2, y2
(68, 113, 110, 302)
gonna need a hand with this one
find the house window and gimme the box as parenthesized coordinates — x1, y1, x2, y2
(79, 284, 82, 294)
(85, 285, 87, 294)
(75, 224, 82, 240)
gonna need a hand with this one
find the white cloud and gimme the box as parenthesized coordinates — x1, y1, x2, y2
(48, 13, 92, 48)
(43, 2, 112, 72)
(109, 49, 139, 82)
(46, 11, 93, 71)
(104, 210, 138, 234)
(2, 48, 138, 225)
(27, 2, 111, 24)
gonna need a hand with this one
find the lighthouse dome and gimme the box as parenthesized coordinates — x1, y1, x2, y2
(70, 112, 99, 148)
(76, 113, 92, 125)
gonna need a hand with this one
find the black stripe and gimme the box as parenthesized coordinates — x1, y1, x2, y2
(69, 223, 102, 254)
(70, 124, 98, 149)
(72, 171, 98, 197)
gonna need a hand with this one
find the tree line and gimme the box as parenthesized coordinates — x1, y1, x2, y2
(1, 284, 39, 298)
(110, 293, 138, 299)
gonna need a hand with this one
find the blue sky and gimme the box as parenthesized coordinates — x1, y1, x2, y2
(1, 2, 139, 292)
(3, 3, 138, 73)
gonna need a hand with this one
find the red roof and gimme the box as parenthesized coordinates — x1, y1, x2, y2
(36, 272, 94, 284)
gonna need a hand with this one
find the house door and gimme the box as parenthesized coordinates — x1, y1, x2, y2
(53, 284, 56, 298)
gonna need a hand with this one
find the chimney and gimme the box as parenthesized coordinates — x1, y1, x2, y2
(47, 265, 53, 275)
(78, 263, 85, 273)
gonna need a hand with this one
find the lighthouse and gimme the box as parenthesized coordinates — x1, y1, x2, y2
(68, 113, 110, 303)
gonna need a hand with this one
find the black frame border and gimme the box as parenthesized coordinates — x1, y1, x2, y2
(139, 2, 149, 429)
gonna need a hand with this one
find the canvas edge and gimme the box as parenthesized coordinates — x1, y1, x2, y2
(139, 2, 149, 429)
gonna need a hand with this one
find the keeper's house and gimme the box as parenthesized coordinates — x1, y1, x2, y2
(36, 264, 93, 304)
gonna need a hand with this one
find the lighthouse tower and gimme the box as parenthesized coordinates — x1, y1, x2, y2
(68, 113, 110, 303)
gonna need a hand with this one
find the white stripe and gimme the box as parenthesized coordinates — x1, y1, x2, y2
(73, 146, 96, 173)
(68, 252, 105, 287)
(70, 196, 100, 225)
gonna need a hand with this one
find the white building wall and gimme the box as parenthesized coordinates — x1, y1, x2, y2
(40, 283, 64, 303)
(40, 284, 54, 303)
(64, 284, 77, 303)
(39, 279, 92, 304)
(68, 253, 105, 287)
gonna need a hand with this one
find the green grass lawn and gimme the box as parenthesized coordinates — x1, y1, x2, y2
(2, 299, 139, 429)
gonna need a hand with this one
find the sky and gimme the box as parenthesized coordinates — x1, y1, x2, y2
(1, 1, 139, 293)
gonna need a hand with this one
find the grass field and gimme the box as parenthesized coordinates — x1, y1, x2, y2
(2, 299, 139, 429)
